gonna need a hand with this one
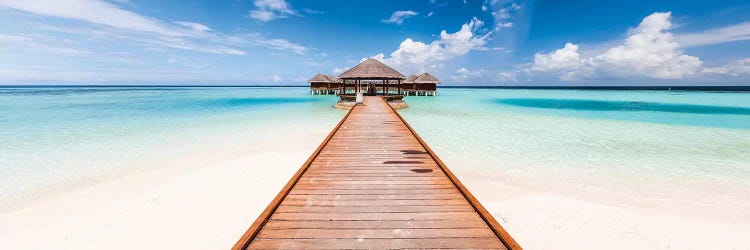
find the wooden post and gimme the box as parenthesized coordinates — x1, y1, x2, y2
(385, 79, 389, 96)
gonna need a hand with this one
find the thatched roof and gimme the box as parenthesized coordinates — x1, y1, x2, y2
(403, 75, 418, 84)
(324, 74, 341, 83)
(339, 58, 405, 79)
(308, 73, 330, 83)
(414, 72, 440, 84)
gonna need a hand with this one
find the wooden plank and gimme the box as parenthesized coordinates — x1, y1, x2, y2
(292, 184, 455, 190)
(262, 219, 488, 229)
(269, 212, 482, 221)
(256, 228, 496, 239)
(280, 199, 469, 206)
(295, 180, 454, 185)
(247, 238, 505, 249)
(275, 205, 473, 213)
(284, 193, 465, 201)
(289, 188, 458, 195)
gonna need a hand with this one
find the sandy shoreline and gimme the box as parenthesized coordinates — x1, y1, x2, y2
(0, 130, 329, 249)
(2, 131, 749, 249)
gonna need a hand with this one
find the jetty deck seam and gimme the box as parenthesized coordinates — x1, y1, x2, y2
(233, 96, 519, 250)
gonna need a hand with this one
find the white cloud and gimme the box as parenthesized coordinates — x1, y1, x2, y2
(173, 21, 211, 32)
(332, 67, 347, 74)
(150, 36, 248, 55)
(451, 67, 484, 82)
(0, 34, 33, 43)
(255, 38, 307, 54)
(0, 0, 184, 36)
(532, 43, 587, 80)
(382, 10, 418, 25)
(675, 22, 750, 48)
(703, 58, 750, 76)
(302, 8, 325, 15)
(272, 74, 282, 82)
(497, 71, 518, 82)
(488, 2, 520, 31)
(427, 12, 434, 18)
(374, 17, 490, 74)
(0, 33, 94, 57)
(531, 12, 703, 80)
(249, 0, 295, 22)
(0, 0, 308, 56)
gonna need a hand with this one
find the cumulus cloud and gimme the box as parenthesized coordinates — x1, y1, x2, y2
(373, 17, 490, 74)
(451, 67, 484, 82)
(483, 1, 520, 31)
(532, 43, 584, 72)
(493, 3, 520, 30)
(531, 12, 703, 80)
(382, 11, 418, 25)
(703, 58, 750, 76)
(249, 0, 295, 22)
(332, 67, 347, 74)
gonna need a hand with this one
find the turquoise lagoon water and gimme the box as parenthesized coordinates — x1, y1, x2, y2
(399, 89, 750, 213)
(1, 87, 749, 214)
(0, 87, 343, 206)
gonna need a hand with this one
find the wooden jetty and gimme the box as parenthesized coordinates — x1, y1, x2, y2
(233, 96, 520, 249)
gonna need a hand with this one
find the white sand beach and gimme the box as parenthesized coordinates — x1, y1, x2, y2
(464, 179, 750, 250)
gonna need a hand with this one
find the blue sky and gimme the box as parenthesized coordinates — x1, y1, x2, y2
(1, 0, 749, 85)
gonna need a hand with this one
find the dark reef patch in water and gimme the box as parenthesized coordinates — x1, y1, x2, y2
(496, 98, 750, 115)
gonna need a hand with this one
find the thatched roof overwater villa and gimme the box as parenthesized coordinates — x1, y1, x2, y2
(308, 58, 440, 108)
(308, 73, 342, 95)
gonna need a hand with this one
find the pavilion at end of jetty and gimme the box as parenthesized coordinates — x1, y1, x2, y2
(308, 59, 440, 108)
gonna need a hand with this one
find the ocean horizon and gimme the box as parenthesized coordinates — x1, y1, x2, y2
(2, 84, 750, 91)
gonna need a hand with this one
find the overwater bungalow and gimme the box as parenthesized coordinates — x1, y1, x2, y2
(413, 72, 440, 96)
(308, 59, 440, 107)
(401, 74, 418, 95)
(308, 73, 341, 95)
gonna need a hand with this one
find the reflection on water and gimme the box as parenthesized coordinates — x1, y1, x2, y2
(497, 98, 750, 115)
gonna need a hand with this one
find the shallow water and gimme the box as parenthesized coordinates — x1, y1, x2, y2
(0, 87, 343, 204)
(399, 89, 750, 215)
